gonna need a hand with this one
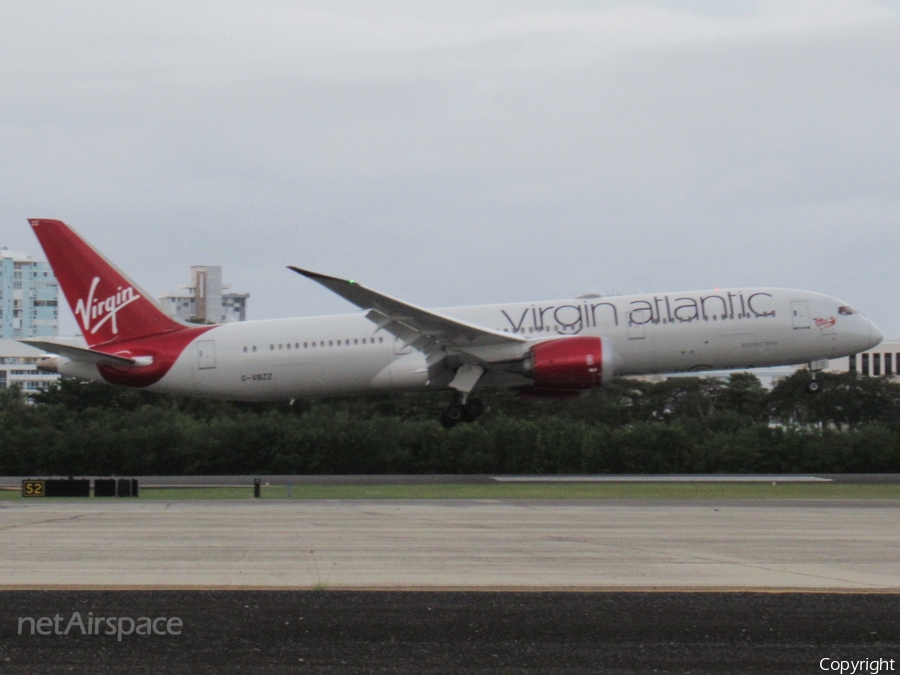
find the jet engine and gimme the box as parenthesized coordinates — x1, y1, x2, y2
(524, 336, 613, 392)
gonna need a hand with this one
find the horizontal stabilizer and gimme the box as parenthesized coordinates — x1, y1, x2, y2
(19, 340, 137, 367)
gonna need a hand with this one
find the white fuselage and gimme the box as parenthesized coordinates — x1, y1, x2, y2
(57, 287, 881, 401)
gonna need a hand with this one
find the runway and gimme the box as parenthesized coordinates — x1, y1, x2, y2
(2, 499, 899, 589)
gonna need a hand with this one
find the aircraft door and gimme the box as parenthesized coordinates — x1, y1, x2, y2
(791, 301, 810, 329)
(623, 319, 655, 372)
(197, 340, 216, 369)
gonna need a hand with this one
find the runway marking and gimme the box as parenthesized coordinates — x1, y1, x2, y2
(592, 540, 893, 589)
(0, 513, 92, 532)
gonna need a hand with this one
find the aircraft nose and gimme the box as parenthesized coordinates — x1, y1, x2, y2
(842, 312, 883, 354)
(869, 320, 884, 346)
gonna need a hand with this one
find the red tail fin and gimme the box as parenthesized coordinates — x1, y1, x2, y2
(29, 219, 185, 348)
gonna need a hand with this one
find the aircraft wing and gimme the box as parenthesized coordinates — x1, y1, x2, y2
(18, 340, 138, 367)
(288, 268, 526, 355)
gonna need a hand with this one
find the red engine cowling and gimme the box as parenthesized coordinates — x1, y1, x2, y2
(529, 336, 607, 390)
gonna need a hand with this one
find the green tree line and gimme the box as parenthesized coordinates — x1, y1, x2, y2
(2, 370, 900, 475)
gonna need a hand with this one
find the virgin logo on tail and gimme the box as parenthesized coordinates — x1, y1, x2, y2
(74, 277, 142, 336)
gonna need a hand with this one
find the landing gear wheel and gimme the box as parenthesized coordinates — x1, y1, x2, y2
(440, 403, 465, 428)
(806, 380, 821, 394)
(463, 398, 486, 423)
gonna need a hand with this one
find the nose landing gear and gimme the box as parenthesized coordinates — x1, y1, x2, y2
(805, 359, 828, 395)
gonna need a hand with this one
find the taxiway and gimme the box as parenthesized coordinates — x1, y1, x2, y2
(1, 499, 898, 589)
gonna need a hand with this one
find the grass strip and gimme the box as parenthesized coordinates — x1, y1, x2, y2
(3, 483, 900, 500)
(2, 482, 896, 500)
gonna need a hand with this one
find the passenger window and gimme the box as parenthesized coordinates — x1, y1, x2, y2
(243, 346, 247, 353)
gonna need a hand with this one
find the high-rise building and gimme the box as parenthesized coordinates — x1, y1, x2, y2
(0, 247, 59, 339)
(159, 265, 249, 324)
(0, 339, 60, 393)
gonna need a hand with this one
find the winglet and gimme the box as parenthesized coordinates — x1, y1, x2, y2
(288, 267, 354, 285)
(288, 266, 367, 305)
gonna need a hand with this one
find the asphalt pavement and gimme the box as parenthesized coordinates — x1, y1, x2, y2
(3, 474, 900, 487)
(2, 591, 898, 674)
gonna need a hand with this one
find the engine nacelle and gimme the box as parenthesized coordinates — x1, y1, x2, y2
(527, 336, 613, 391)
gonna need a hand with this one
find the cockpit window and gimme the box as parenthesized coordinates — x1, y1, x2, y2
(838, 306, 855, 316)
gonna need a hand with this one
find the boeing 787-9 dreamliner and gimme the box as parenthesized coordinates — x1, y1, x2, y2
(23, 219, 883, 426)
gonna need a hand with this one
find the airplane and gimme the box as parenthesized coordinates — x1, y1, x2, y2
(22, 219, 883, 427)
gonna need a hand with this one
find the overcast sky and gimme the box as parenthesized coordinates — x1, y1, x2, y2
(2, 0, 899, 337)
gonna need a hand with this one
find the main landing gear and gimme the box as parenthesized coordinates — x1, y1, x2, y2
(440, 397, 486, 428)
(440, 363, 486, 428)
